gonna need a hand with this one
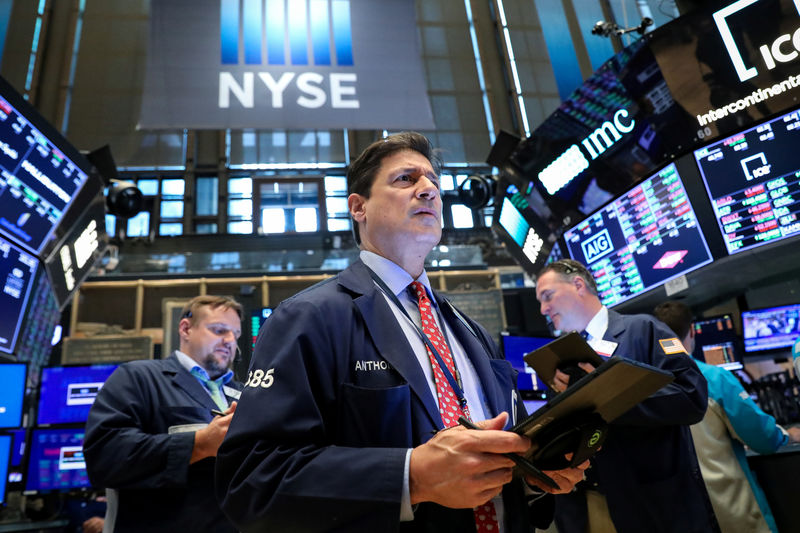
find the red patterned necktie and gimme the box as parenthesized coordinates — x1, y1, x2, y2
(410, 281, 500, 533)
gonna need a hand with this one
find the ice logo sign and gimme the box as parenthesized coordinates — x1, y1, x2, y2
(220, 0, 353, 66)
(582, 229, 614, 263)
(741, 152, 771, 181)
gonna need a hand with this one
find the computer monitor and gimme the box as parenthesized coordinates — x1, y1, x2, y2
(0, 434, 10, 504)
(250, 307, 273, 350)
(0, 75, 95, 257)
(742, 303, 800, 354)
(0, 363, 26, 428)
(693, 107, 800, 255)
(692, 314, 741, 365)
(500, 333, 553, 400)
(563, 161, 714, 307)
(36, 364, 118, 426)
(25, 428, 91, 492)
(0, 236, 39, 354)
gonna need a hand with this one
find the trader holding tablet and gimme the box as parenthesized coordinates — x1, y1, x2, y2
(535, 259, 719, 533)
(216, 132, 587, 533)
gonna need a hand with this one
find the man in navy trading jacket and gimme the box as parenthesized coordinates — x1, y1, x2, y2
(535, 259, 719, 533)
(84, 295, 244, 533)
(216, 132, 588, 533)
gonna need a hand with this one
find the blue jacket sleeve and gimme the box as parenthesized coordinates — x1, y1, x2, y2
(612, 317, 708, 427)
(215, 296, 408, 533)
(83, 365, 195, 489)
(710, 365, 787, 454)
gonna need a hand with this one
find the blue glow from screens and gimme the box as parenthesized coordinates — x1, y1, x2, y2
(563, 162, 713, 307)
(0, 95, 89, 254)
(742, 303, 800, 353)
(0, 364, 26, 428)
(0, 435, 10, 504)
(9, 428, 25, 467)
(501, 334, 551, 394)
(25, 428, 90, 492)
(251, 307, 273, 350)
(36, 365, 118, 425)
(0, 236, 38, 354)
(694, 108, 800, 255)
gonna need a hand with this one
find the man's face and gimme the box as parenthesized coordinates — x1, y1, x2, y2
(180, 306, 242, 379)
(535, 271, 587, 333)
(349, 149, 442, 261)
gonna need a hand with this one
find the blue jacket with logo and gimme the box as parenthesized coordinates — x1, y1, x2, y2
(216, 260, 548, 533)
(554, 310, 719, 533)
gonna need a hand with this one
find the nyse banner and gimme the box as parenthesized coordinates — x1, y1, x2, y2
(139, 0, 434, 130)
(648, 0, 800, 141)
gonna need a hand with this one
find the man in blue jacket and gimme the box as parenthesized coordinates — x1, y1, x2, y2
(216, 132, 588, 533)
(536, 259, 718, 533)
(84, 295, 244, 533)
(655, 301, 800, 533)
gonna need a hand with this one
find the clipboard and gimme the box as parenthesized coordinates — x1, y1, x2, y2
(511, 357, 674, 470)
(523, 331, 605, 387)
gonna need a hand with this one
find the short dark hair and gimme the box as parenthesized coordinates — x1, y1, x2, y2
(346, 131, 442, 244)
(537, 259, 598, 296)
(653, 301, 693, 340)
(180, 295, 243, 326)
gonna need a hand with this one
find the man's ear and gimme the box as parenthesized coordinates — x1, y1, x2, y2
(178, 318, 192, 341)
(348, 193, 367, 224)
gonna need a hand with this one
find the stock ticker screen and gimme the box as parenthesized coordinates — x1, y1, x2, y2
(563, 162, 713, 307)
(693, 108, 800, 255)
(0, 236, 38, 354)
(0, 93, 89, 255)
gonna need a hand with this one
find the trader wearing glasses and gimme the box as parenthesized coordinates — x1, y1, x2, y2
(84, 295, 243, 533)
(535, 259, 719, 533)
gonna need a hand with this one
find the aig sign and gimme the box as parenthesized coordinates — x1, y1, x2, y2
(582, 229, 614, 264)
(219, 0, 359, 110)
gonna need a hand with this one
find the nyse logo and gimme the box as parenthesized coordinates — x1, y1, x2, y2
(582, 229, 614, 264)
(218, 0, 359, 109)
(713, 0, 800, 82)
(741, 152, 771, 180)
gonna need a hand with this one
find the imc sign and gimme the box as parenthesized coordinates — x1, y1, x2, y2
(140, 0, 434, 130)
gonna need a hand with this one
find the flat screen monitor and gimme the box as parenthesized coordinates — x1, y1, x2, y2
(0, 236, 38, 354)
(500, 333, 552, 399)
(563, 161, 714, 307)
(25, 428, 91, 492)
(492, 181, 555, 275)
(44, 191, 107, 310)
(36, 364, 118, 426)
(693, 107, 800, 255)
(250, 307, 273, 350)
(0, 76, 93, 256)
(0, 434, 10, 504)
(0, 364, 26, 428)
(692, 314, 740, 365)
(742, 303, 800, 353)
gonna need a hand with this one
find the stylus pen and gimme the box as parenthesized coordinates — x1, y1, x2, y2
(456, 416, 559, 490)
(211, 409, 227, 417)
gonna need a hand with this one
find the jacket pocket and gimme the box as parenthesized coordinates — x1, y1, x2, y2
(337, 383, 412, 448)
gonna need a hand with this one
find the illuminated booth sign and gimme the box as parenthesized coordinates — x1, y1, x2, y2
(649, 0, 800, 141)
(139, 0, 434, 129)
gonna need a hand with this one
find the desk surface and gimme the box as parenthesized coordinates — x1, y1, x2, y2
(0, 519, 69, 532)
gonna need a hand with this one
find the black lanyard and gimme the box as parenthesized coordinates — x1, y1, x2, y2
(366, 267, 469, 410)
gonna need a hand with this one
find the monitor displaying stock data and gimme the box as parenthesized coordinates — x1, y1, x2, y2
(563, 162, 713, 307)
(36, 364, 119, 426)
(0, 88, 90, 256)
(0, 236, 38, 354)
(693, 107, 800, 255)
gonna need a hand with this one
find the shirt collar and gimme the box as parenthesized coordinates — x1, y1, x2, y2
(174, 350, 233, 384)
(360, 250, 434, 303)
(584, 306, 609, 340)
